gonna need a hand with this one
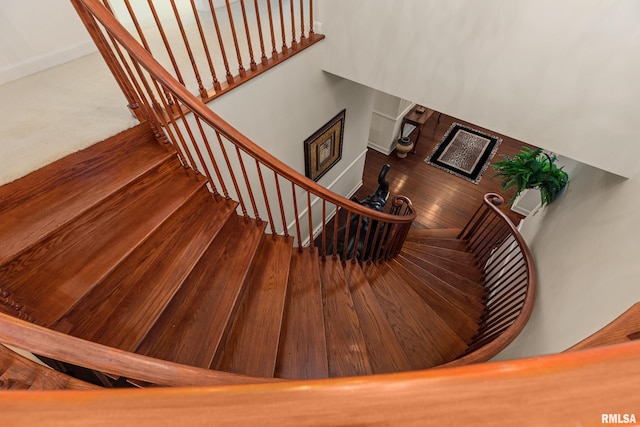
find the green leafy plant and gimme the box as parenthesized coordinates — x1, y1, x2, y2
(492, 147, 569, 206)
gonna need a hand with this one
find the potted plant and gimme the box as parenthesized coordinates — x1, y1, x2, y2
(492, 147, 569, 206)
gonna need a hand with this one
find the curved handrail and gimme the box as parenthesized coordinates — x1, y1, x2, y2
(75, 0, 416, 229)
(0, 312, 277, 387)
(444, 193, 536, 366)
(4, 339, 640, 425)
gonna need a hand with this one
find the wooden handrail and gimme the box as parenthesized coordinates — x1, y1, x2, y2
(73, 0, 415, 261)
(3, 339, 640, 425)
(0, 312, 276, 387)
(75, 0, 413, 225)
(444, 193, 536, 366)
(566, 302, 640, 352)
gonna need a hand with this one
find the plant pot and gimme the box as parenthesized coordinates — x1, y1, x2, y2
(396, 137, 414, 158)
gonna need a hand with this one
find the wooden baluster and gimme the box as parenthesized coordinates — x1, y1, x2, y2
(253, 0, 269, 65)
(255, 161, 277, 235)
(145, 0, 187, 86)
(378, 223, 391, 261)
(235, 146, 261, 223)
(122, 0, 152, 52)
(486, 262, 524, 298)
(208, 0, 234, 84)
(299, 0, 305, 43)
(331, 206, 340, 260)
(289, 0, 297, 49)
(470, 215, 501, 254)
(274, 172, 289, 238)
(216, 131, 249, 220)
(372, 222, 387, 263)
(458, 204, 486, 240)
(189, 0, 222, 92)
(291, 183, 303, 251)
(72, 1, 142, 118)
(193, 116, 228, 198)
(225, 0, 247, 78)
(341, 212, 352, 263)
(309, 0, 314, 38)
(307, 192, 314, 252)
(126, 54, 190, 168)
(351, 216, 364, 264)
(174, 99, 214, 184)
(162, 94, 200, 174)
(360, 217, 374, 264)
(239, 0, 258, 71)
(278, 0, 288, 53)
(321, 201, 327, 262)
(169, 0, 208, 98)
(266, 0, 278, 58)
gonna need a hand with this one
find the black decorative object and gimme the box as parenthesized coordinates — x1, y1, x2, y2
(327, 164, 391, 259)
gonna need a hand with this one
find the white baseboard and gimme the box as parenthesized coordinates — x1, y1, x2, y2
(0, 41, 96, 86)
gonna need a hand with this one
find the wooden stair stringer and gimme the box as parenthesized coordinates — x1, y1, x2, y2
(212, 235, 294, 378)
(3, 157, 206, 327)
(363, 263, 465, 369)
(135, 214, 266, 369)
(344, 262, 413, 375)
(319, 258, 372, 378)
(52, 191, 237, 351)
(0, 123, 173, 266)
(275, 249, 328, 380)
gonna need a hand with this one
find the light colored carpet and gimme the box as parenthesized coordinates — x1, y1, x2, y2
(0, 52, 139, 186)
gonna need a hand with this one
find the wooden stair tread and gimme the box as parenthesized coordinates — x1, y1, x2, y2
(344, 262, 413, 374)
(403, 237, 470, 251)
(403, 241, 478, 264)
(3, 157, 202, 326)
(363, 263, 466, 369)
(135, 214, 266, 369)
(399, 250, 485, 300)
(275, 249, 328, 379)
(0, 345, 98, 390)
(395, 255, 485, 321)
(402, 245, 484, 282)
(389, 259, 479, 344)
(53, 191, 236, 351)
(212, 235, 294, 378)
(320, 258, 372, 378)
(0, 123, 172, 265)
(405, 228, 462, 240)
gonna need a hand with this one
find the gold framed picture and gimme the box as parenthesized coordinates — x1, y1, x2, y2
(304, 109, 345, 181)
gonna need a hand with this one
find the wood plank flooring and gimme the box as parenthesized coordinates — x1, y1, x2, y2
(355, 113, 532, 230)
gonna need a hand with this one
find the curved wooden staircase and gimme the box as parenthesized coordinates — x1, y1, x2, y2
(0, 122, 490, 381)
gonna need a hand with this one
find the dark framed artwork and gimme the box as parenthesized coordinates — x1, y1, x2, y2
(304, 109, 345, 181)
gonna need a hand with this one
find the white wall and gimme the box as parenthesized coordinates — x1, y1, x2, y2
(0, 0, 96, 85)
(318, 0, 640, 178)
(368, 90, 413, 155)
(206, 42, 374, 205)
(494, 163, 640, 359)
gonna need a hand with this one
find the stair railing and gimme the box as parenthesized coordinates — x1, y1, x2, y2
(447, 193, 536, 365)
(85, 0, 323, 112)
(0, 312, 277, 387)
(71, 0, 416, 264)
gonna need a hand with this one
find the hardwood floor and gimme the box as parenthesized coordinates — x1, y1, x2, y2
(355, 113, 533, 230)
